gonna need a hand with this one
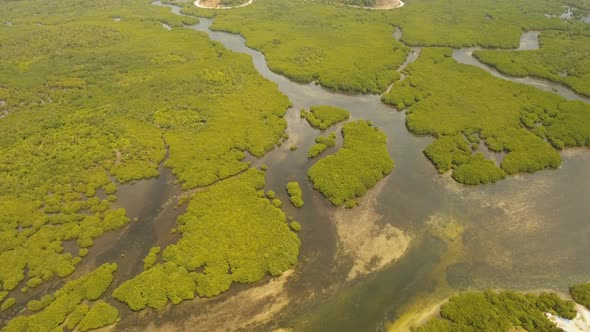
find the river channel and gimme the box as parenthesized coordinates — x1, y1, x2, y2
(106, 3, 590, 331)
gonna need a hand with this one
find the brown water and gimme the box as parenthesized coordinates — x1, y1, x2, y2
(19, 3, 587, 331)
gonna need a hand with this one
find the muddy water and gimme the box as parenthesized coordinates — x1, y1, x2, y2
(452, 31, 590, 103)
(114, 3, 590, 331)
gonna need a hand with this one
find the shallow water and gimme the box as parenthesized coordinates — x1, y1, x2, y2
(109, 3, 590, 331)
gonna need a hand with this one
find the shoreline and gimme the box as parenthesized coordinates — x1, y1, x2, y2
(340, 0, 405, 10)
(194, 0, 253, 9)
(193, 0, 404, 10)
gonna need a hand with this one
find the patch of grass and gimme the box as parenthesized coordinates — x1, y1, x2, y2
(382, 48, 590, 184)
(286, 182, 304, 207)
(3, 263, 117, 331)
(308, 132, 337, 158)
(113, 262, 196, 311)
(414, 290, 576, 332)
(308, 120, 393, 206)
(1, 297, 15, 312)
(474, 31, 590, 97)
(77, 301, 119, 332)
(301, 106, 350, 130)
(387, 0, 585, 48)
(570, 283, 590, 309)
(143, 247, 161, 270)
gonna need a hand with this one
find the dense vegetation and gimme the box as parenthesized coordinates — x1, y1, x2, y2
(210, 0, 409, 93)
(415, 290, 577, 332)
(382, 48, 590, 184)
(570, 283, 590, 309)
(0, 0, 302, 326)
(3, 263, 118, 331)
(286, 182, 304, 207)
(308, 133, 337, 158)
(474, 31, 590, 96)
(114, 169, 300, 308)
(387, 0, 589, 48)
(77, 301, 120, 332)
(301, 106, 350, 130)
(308, 120, 393, 206)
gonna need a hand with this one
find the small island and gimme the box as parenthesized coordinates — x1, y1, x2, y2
(308, 132, 336, 158)
(301, 105, 350, 130)
(308, 120, 393, 207)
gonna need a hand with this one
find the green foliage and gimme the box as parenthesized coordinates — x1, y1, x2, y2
(290, 221, 301, 232)
(382, 48, 590, 184)
(113, 262, 196, 311)
(3, 263, 117, 331)
(290, 145, 299, 151)
(1, 297, 15, 311)
(387, 0, 585, 48)
(308, 132, 336, 158)
(160, 169, 299, 298)
(77, 301, 119, 331)
(475, 31, 590, 96)
(570, 283, 590, 309)
(27, 294, 54, 312)
(143, 247, 161, 270)
(308, 120, 394, 206)
(301, 106, 350, 130)
(266, 190, 276, 199)
(286, 182, 304, 208)
(212, 0, 408, 93)
(65, 304, 89, 330)
(272, 198, 283, 208)
(415, 290, 576, 332)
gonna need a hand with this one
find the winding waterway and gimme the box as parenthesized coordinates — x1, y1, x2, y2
(452, 31, 590, 103)
(106, 3, 590, 331)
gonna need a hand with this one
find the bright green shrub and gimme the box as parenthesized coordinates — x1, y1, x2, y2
(77, 301, 119, 331)
(308, 120, 394, 206)
(27, 294, 54, 312)
(272, 198, 282, 208)
(302, 106, 350, 130)
(308, 143, 328, 158)
(570, 283, 590, 309)
(290, 221, 301, 232)
(143, 247, 161, 270)
(286, 182, 304, 208)
(416, 290, 576, 332)
(113, 262, 196, 311)
(1, 297, 15, 311)
(66, 304, 89, 330)
(308, 133, 336, 158)
(3, 263, 117, 331)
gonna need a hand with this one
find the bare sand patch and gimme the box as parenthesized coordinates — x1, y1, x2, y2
(342, 0, 404, 10)
(332, 177, 411, 281)
(194, 0, 253, 9)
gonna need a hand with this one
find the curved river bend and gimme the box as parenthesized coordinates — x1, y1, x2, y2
(107, 3, 590, 331)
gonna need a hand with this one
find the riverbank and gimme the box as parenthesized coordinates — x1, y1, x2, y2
(193, 0, 253, 9)
(341, 0, 404, 10)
